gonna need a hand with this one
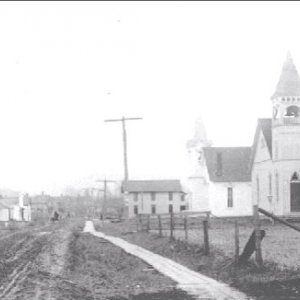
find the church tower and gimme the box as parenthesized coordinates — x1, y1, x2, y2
(185, 116, 211, 211)
(272, 52, 300, 214)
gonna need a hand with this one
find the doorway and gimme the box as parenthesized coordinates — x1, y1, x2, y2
(290, 172, 300, 212)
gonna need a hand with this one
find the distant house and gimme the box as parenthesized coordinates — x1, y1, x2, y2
(123, 180, 188, 218)
(29, 194, 53, 221)
(0, 194, 31, 222)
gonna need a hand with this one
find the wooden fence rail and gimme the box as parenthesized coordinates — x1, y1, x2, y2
(135, 211, 211, 255)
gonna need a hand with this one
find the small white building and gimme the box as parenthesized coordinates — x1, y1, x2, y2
(123, 180, 188, 218)
(185, 118, 252, 217)
(0, 194, 31, 222)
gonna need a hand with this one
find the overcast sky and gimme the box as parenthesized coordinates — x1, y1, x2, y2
(0, 1, 300, 195)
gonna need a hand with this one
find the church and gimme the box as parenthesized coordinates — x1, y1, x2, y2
(186, 53, 300, 217)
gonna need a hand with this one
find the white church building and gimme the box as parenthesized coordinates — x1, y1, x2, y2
(186, 53, 300, 217)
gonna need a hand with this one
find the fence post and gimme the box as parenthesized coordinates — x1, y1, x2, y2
(139, 214, 143, 232)
(184, 215, 188, 241)
(206, 212, 211, 228)
(203, 220, 209, 255)
(234, 220, 239, 263)
(146, 214, 150, 232)
(170, 212, 174, 240)
(253, 205, 263, 267)
(158, 215, 162, 237)
(136, 214, 139, 232)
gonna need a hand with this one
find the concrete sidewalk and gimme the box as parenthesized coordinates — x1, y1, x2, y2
(84, 221, 252, 300)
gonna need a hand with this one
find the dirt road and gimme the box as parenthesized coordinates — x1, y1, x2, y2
(0, 219, 195, 300)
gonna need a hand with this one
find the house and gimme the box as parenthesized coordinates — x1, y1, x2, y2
(185, 127, 252, 216)
(29, 193, 53, 221)
(123, 180, 187, 218)
(0, 194, 31, 222)
(186, 52, 300, 217)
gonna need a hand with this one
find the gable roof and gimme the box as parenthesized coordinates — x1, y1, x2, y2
(249, 118, 272, 170)
(123, 180, 183, 193)
(0, 197, 19, 208)
(272, 53, 300, 99)
(202, 147, 251, 182)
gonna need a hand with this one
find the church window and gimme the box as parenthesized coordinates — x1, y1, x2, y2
(285, 105, 299, 117)
(291, 172, 300, 182)
(276, 173, 279, 202)
(274, 141, 278, 160)
(227, 187, 233, 208)
(133, 193, 138, 202)
(256, 176, 260, 203)
(268, 173, 273, 203)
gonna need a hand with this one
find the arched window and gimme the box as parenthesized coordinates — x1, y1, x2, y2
(256, 176, 260, 203)
(291, 172, 300, 182)
(268, 173, 273, 203)
(285, 106, 300, 117)
(275, 172, 279, 202)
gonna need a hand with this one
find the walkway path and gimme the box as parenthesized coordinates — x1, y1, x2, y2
(84, 221, 252, 300)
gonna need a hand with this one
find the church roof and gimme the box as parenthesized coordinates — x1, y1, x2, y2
(123, 180, 183, 193)
(249, 118, 272, 170)
(203, 147, 251, 182)
(272, 53, 300, 99)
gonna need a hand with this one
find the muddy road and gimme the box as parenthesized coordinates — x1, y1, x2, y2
(0, 220, 195, 300)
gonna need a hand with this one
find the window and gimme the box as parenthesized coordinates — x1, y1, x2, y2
(181, 194, 185, 201)
(169, 204, 173, 213)
(168, 192, 173, 201)
(276, 172, 279, 201)
(291, 172, 300, 182)
(134, 205, 138, 215)
(269, 173, 272, 196)
(227, 187, 233, 208)
(256, 176, 260, 203)
(151, 192, 156, 201)
(285, 105, 299, 117)
(151, 205, 156, 214)
(133, 193, 138, 202)
(180, 205, 186, 212)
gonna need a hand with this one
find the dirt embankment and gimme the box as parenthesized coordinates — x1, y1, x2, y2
(0, 219, 196, 300)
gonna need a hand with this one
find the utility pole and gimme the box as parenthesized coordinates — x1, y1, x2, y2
(96, 179, 116, 221)
(104, 116, 143, 182)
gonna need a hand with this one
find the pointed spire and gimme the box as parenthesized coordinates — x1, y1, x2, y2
(272, 52, 300, 99)
(186, 115, 211, 148)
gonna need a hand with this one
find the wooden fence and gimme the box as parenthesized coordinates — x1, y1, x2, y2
(136, 211, 211, 254)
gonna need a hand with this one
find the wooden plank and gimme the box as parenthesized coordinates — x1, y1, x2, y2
(203, 220, 209, 255)
(184, 215, 188, 241)
(234, 221, 239, 263)
(253, 205, 263, 267)
(158, 215, 162, 237)
(258, 207, 300, 232)
(170, 212, 174, 240)
(238, 229, 265, 265)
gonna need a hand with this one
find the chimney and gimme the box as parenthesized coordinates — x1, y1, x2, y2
(216, 152, 223, 176)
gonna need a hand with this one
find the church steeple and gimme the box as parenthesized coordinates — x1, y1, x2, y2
(186, 115, 211, 149)
(272, 52, 300, 100)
